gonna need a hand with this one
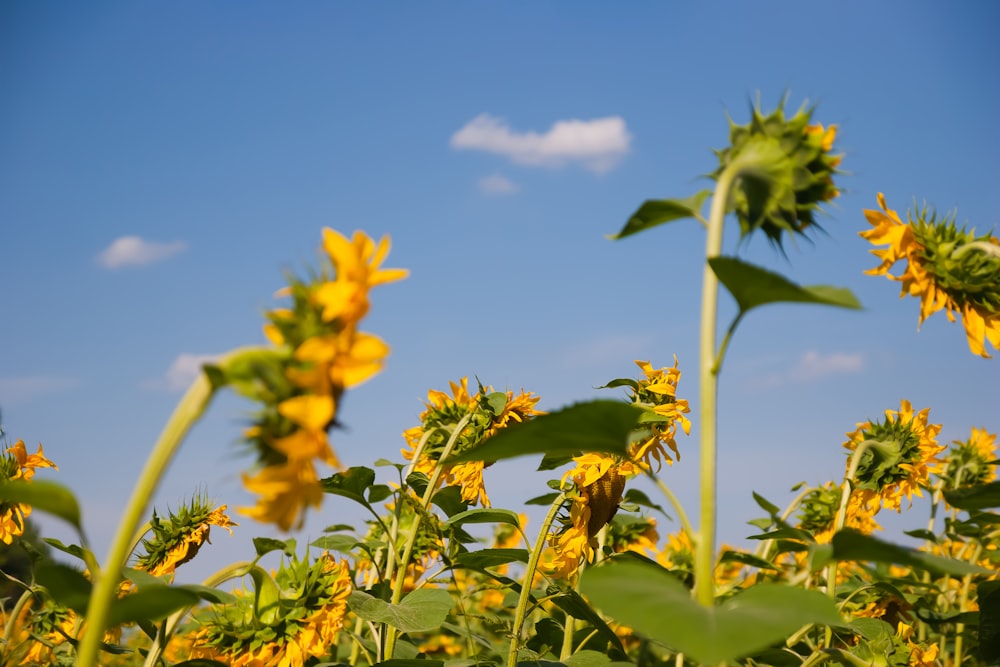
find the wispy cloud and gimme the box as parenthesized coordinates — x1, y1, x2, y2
(451, 113, 632, 173)
(478, 173, 520, 195)
(142, 353, 221, 391)
(96, 236, 187, 269)
(0, 376, 80, 404)
(762, 350, 865, 388)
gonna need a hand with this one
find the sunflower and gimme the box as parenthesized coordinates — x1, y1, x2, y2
(797, 481, 882, 544)
(625, 358, 691, 469)
(844, 400, 943, 515)
(937, 426, 997, 492)
(861, 193, 1000, 357)
(135, 499, 236, 577)
(0, 439, 57, 544)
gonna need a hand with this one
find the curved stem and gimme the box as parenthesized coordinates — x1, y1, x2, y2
(77, 370, 217, 667)
(507, 492, 567, 667)
(693, 163, 736, 607)
(645, 469, 695, 540)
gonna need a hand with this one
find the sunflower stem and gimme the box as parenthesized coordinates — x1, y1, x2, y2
(77, 369, 217, 667)
(507, 492, 568, 667)
(383, 412, 472, 660)
(693, 162, 737, 606)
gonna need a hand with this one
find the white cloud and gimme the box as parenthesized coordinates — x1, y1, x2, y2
(96, 236, 187, 269)
(478, 173, 520, 195)
(142, 354, 221, 391)
(451, 113, 632, 173)
(762, 350, 865, 387)
(0, 376, 80, 404)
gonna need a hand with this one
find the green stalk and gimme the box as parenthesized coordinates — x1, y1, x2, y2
(77, 370, 217, 667)
(383, 413, 472, 660)
(693, 163, 736, 606)
(507, 492, 567, 667)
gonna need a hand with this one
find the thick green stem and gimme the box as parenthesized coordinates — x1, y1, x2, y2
(77, 371, 216, 667)
(507, 492, 567, 667)
(693, 164, 736, 606)
(383, 413, 472, 660)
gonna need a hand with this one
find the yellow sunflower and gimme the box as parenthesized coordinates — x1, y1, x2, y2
(861, 193, 1000, 357)
(844, 400, 943, 515)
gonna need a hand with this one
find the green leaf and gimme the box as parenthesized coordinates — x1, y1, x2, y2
(252, 536, 295, 558)
(622, 488, 665, 516)
(718, 549, 780, 571)
(349, 587, 453, 633)
(709, 256, 862, 314)
(564, 650, 613, 667)
(173, 661, 230, 667)
(611, 190, 711, 240)
(447, 401, 643, 464)
(311, 534, 364, 553)
(812, 530, 990, 576)
(108, 586, 201, 625)
(943, 481, 1000, 510)
(432, 484, 470, 517)
(321, 466, 378, 510)
(0, 479, 82, 533)
(249, 565, 282, 624)
(580, 559, 843, 664)
(525, 492, 562, 506)
(453, 548, 529, 569)
(36, 562, 91, 613)
(445, 508, 523, 529)
(978, 580, 1000, 662)
(42, 537, 93, 564)
(548, 587, 626, 654)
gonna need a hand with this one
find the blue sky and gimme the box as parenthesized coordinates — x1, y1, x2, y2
(2, 3, 998, 583)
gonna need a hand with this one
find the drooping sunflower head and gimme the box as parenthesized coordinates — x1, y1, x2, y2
(861, 194, 1000, 357)
(937, 427, 997, 491)
(606, 358, 690, 470)
(712, 96, 842, 248)
(844, 400, 943, 514)
(606, 514, 659, 556)
(135, 498, 236, 578)
(190, 551, 352, 666)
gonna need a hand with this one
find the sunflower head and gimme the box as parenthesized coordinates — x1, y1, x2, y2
(861, 194, 1000, 357)
(797, 481, 881, 544)
(844, 401, 943, 514)
(712, 97, 842, 248)
(135, 498, 236, 577)
(937, 427, 997, 491)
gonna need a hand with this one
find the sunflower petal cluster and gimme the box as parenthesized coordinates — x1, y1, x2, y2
(0, 439, 57, 544)
(844, 400, 943, 516)
(712, 98, 842, 247)
(861, 193, 1000, 357)
(240, 229, 407, 530)
(135, 498, 236, 577)
(625, 358, 691, 469)
(190, 552, 352, 667)
(401, 378, 541, 507)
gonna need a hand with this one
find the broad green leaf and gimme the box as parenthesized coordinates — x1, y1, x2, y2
(108, 586, 201, 625)
(564, 650, 613, 667)
(249, 565, 282, 624)
(623, 488, 665, 515)
(43, 537, 93, 564)
(445, 508, 523, 528)
(432, 484, 471, 518)
(321, 466, 377, 510)
(453, 548, 529, 569)
(752, 491, 782, 516)
(447, 401, 643, 464)
(349, 587, 453, 633)
(709, 256, 861, 313)
(580, 559, 843, 664)
(943, 481, 1000, 510)
(611, 190, 712, 240)
(252, 536, 295, 558)
(812, 529, 990, 576)
(718, 549, 780, 571)
(0, 479, 82, 532)
(979, 580, 1000, 662)
(525, 492, 562, 506)
(311, 534, 364, 553)
(36, 562, 91, 613)
(548, 587, 625, 654)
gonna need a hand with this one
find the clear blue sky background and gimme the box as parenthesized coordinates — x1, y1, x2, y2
(2, 2, 998, 583)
